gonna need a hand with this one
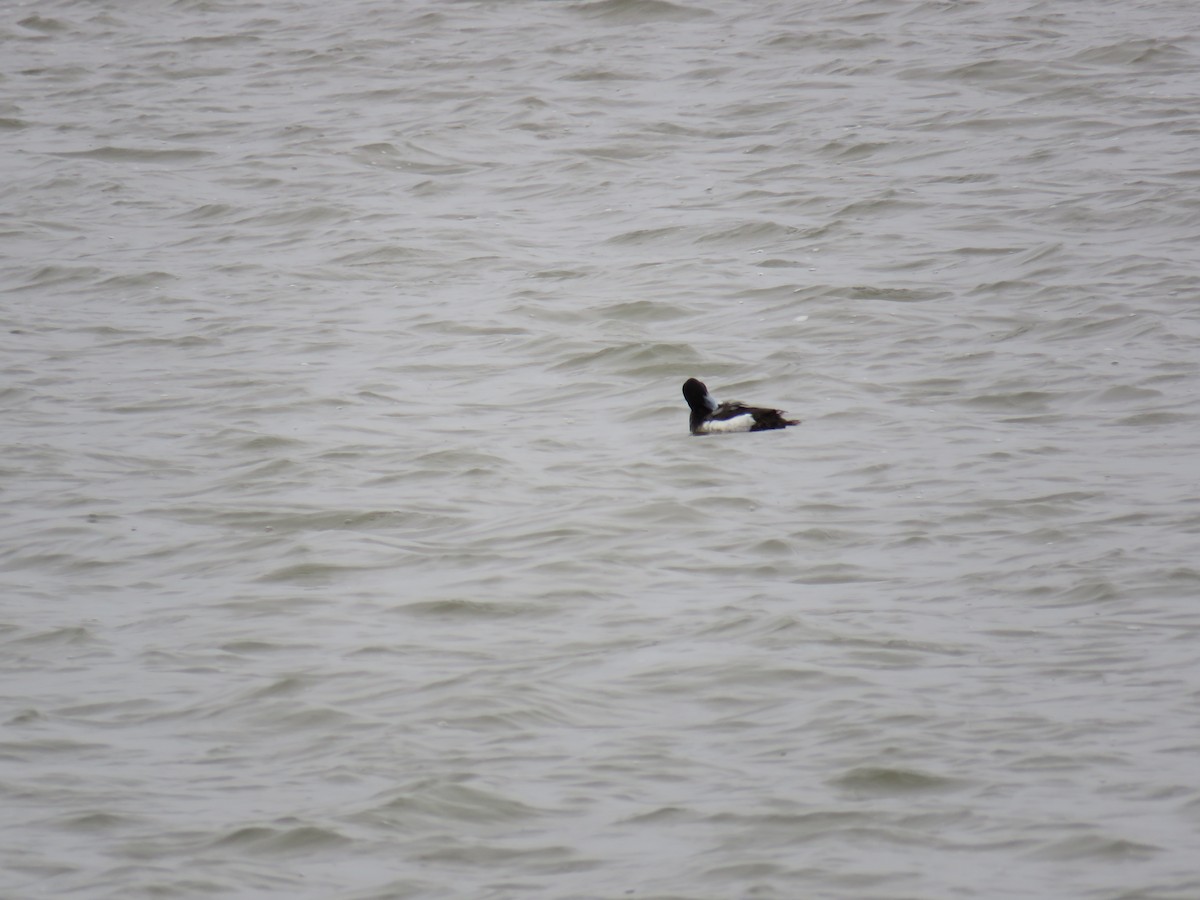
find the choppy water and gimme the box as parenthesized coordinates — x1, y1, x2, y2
(4, 1, 1200, 897)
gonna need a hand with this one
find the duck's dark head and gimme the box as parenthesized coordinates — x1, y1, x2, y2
(682, 378, 718, 413)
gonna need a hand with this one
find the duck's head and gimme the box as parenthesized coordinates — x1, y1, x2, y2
(682, 378, 718, 412)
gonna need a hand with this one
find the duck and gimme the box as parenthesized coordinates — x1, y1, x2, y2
(682, 378, 799, 435)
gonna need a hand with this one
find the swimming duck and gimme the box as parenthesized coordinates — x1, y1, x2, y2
(682, 378, 799, 435)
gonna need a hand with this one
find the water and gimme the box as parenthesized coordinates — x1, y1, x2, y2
(3, 1, 1200, 897)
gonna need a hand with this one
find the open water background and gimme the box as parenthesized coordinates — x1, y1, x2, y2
(3, 0, 1200, 897)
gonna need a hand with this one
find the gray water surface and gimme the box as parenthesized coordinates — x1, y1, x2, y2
(4, 1, 1200, 898)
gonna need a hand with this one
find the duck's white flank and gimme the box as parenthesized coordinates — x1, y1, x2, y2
(696, 414, 756, 434)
